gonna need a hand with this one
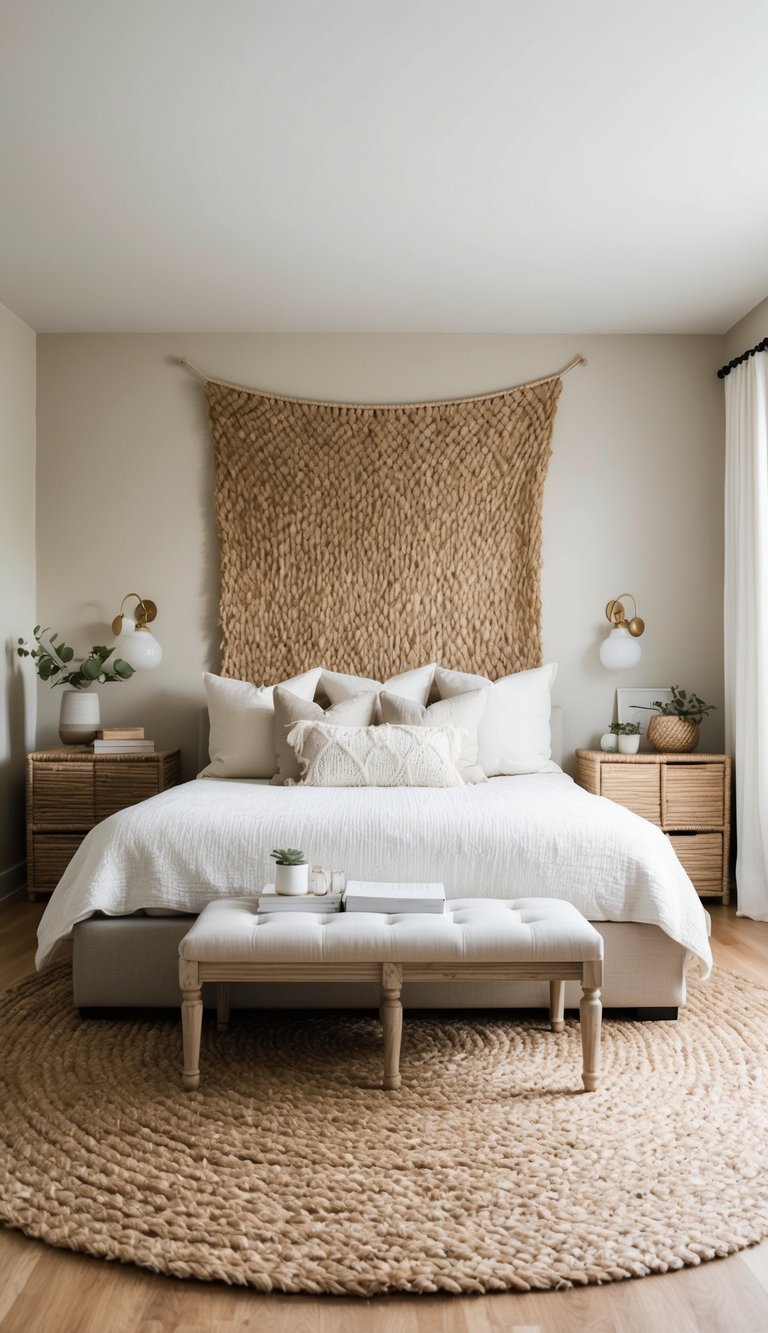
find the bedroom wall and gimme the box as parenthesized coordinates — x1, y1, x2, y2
(724, 292, 768, 360)
(34, 335, 726, 776)
(0, 302, 36, 899)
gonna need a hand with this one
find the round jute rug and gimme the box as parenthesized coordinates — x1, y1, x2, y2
(2, 965, 768, 1295)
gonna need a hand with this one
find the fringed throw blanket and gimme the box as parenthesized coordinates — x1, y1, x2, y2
(200, 370, 566, 683)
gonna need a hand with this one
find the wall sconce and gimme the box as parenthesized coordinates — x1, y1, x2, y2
(112, 594, 163, 670)
(599, 593, 645, 670)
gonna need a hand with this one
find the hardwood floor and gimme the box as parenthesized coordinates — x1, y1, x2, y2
(2, 899, 768, 1332)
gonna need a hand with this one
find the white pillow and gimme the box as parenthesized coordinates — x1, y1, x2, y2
(321, 663, 435, 708)
(201, 668, 322, 779)
(434, 663, 559, 776)
(286, 721, 464, 788)
(378, 688, 487, 783)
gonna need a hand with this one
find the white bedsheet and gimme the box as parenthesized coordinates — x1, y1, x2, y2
(36, 773, 712, 975)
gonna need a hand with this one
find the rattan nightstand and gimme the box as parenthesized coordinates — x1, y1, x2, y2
(25, 748, 181, 900)
(575, 749, 732, 904)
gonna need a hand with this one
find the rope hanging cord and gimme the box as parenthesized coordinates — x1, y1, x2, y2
(717, 336, 768, 380)
(175, 354, 587, 408)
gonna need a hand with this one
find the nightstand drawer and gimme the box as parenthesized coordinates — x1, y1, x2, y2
(663, 764, 725, 827)
(668, 832, 723, 897)
(32, 833, 88, 891)
(32, 762, 94, 825)
(94, 763, 161, 821)
(600, 765, 661, 824)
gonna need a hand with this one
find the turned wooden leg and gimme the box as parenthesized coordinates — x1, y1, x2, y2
(549, 979, 565, 1032)
(180, 958, 203, 1091)
(217, 982, 230, 1033)
(381, 963, 403, 1090)
(580, 958, 603, 1092)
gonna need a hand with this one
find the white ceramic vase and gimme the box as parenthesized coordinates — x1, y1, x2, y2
(618, 733, 641, 755)
(59, 689, 100, 745)
(274, 863, 309, 896)
(600, 732, 618, 752)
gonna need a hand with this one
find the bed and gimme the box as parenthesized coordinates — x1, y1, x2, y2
(38, 752, 712, 1014)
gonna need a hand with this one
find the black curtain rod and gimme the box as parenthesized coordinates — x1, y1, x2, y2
(717, 335, 768, 379)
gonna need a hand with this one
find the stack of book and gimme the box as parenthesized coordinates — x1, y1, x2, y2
(92, 727, 155, 754)
(344, 881, 446, 914)
(257, 885, 343, 913)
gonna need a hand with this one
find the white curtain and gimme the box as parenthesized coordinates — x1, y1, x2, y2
(724, 351, 768, 918)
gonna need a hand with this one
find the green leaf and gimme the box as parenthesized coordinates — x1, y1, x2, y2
(59, 645, 74, 663)
(80, 657, 102, 680)
(112, 659, 134, 679)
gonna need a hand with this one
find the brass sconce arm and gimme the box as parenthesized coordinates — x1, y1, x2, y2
(112, 594, 158, 636)
(604, 593, 645, 639)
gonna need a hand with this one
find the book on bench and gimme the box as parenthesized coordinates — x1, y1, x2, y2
(258, 885, 343, 913)
(344, 881, 445, 914)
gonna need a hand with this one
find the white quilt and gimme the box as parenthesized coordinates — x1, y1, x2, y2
(36, 773, 712, 974)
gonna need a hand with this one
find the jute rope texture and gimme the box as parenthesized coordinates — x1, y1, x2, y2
(190, 363, 574, 683)
(2, 965, 768, 1295)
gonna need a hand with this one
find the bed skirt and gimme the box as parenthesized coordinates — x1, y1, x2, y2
(72, 915, 689, 1011)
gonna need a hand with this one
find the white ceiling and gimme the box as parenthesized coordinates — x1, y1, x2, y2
(2, 0, 767, 334)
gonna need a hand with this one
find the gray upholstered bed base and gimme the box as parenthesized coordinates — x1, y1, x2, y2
(72, 915, 689, 1013)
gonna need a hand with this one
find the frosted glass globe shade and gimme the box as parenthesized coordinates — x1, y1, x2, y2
(599, 626, 641, 670)
(115, 627, 163, 670)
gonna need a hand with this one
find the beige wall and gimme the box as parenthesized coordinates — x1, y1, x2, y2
(0, 303, 36, 898)
(724, 293, 768, 361)
(35, 335, 725, 776)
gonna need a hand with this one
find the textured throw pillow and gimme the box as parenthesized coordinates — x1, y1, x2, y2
(272, 686, 379, 784)
(378, 689, 488, 783)
(434, 663, 559, 777)
(201, 668, 322, 779)
(286, 721, 464, 788)
(321, 663, 435, 709)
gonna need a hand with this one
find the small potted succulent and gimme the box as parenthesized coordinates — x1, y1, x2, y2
(634, 686, 715, 753)
(271, 848, 309, 896)
(614, 720, 641, 755)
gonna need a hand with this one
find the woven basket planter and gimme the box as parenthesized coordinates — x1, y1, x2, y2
(648, 715, 700, 753)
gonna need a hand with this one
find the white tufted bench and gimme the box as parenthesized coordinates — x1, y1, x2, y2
(179, 897, 604, 1094)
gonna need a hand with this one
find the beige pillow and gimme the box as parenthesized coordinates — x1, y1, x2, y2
(378, 689, 487, 783)
(201, 668, 322, 779)
(286, 721, 464, 788)
(272, 686, 379, 784)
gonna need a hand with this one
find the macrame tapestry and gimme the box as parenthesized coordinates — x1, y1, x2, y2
(198, 366, 571, 683)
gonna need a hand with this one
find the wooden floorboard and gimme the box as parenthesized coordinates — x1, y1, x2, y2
(2, 896, 768, 1332)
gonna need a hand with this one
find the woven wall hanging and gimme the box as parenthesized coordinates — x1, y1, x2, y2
(181, 357, 583, 683)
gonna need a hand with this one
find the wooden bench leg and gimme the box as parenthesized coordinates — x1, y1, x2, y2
(580, 960, 603, 1092)
(180, 958, 203, 1091)
(217, 983, 231, 1033)
(381, 963, 403, 1091)
(549, 979, 565, 1032)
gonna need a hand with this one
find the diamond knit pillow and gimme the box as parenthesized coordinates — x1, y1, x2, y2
(286, 721, 464, 788)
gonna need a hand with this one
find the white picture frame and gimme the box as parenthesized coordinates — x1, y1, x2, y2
(616, 687, 673, 750)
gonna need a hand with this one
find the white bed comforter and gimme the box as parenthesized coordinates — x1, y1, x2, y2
(36, 773, 712, 974)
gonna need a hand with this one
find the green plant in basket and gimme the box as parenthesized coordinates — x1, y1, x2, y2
(632, 685, 715, 754)
(638, 686, 715, 724)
